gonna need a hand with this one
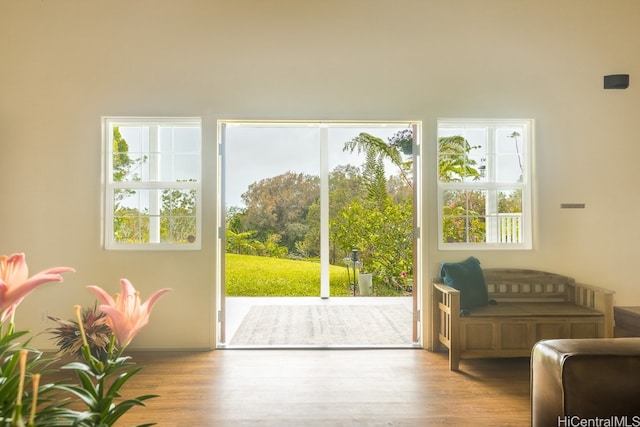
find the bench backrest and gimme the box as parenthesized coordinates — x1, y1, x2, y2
(482, 268, 575, 302)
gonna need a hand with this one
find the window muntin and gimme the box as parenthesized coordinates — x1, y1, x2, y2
(437, 119, 532, 250)
(104, 117, 201, 250)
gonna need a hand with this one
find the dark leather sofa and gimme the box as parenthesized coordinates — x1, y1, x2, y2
(531, 338, 640, 426)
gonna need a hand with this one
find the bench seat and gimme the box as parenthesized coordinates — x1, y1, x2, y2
(431, 268, 615, 371)
(464, 302, 602, 317)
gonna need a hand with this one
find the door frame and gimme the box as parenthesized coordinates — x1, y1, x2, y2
(216, 120, 422, 346)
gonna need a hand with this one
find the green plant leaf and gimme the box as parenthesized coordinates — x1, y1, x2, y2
(102, 395, 158, 425)
(54, 384, 99, 408)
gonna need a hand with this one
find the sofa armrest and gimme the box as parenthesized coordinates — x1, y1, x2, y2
(531, 338, 640, 425)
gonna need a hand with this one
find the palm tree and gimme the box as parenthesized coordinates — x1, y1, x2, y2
(343, 132, 413, 190)
(438, 135, 481, 182)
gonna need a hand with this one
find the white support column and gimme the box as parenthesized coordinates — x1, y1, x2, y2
(320, 125, 330, 299)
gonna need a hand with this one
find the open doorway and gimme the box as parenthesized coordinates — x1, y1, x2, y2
(218, 121, 421, 347)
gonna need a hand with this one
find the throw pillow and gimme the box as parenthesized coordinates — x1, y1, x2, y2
(440, 256, 489, 310)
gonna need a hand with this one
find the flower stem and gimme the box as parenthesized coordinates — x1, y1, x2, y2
(73, 305, 89, 348)
(28, 374, 40, 427)
(17, 350, 27, 405)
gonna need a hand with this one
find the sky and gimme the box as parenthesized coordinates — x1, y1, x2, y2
(223, 123, 411, 208)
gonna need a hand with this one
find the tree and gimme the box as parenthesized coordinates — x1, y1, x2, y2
(112, 126, 138, 183)
(344, 131, 413, 190)
(441, 192, 486, 243)
(297, 165, 366, 261)
(226, 229, 260, 254)
(240, 172, 320, 253)
(330, 131, 415, 288)
(438, 135, 481, 182)
(160, 186, 197, 243)
(362, 146, 390, 209)
(331, 197, 413, 284)
(438, 135, 484, 243)
(112, 127, 199, 244)
(113, 206, 149, 243)
(112, 127, 147, 242)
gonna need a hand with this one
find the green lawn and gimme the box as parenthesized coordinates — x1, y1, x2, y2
(225, 253, 354, 296)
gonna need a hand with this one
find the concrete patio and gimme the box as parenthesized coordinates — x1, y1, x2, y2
(222, 296, 417, 348)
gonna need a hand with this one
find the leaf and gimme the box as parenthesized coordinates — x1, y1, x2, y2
(105, 366, 143, 397)
(102, 396, 158, 424)
(61, 361, 94, 373)
(54, 384, 99, 408)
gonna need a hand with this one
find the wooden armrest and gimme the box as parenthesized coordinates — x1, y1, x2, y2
(431, 279, 461, 370)
(433, 281, 460, 295)
(569, 282, 615, 296)
(569, 282, 615, 338)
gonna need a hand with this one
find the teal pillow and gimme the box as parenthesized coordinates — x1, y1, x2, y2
(440, 257, 489, 310)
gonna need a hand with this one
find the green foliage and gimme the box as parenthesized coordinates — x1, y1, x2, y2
(328, 130, 414, 289)
(225, 128, 415, 295)
(345, 131, 413, 190)
(111, 127, 197, 245)
(159, 187, 197, 243)
(113, 188, 197, 244)
(438, 135, 523, 244)
(442, 203, 485, 243)
(331, 198, 413, 285)
(240, 172, 319, 253)
(362, 149, 389, 208)
(113, 206, 149, 243)
(438, 135, 481, 182)
(112, 127, 138, 183)
(499, 190, 522, 213)
(343, 132, 404, 175)
(438, 135, 485, 243)
(0, 325, 157, 427)
(55, 344, 157, 427)
(225, 254, 351, 296)
(388, 128, 413, 155)
(0, 326, 80, 427)
(225, 229, 260, 254)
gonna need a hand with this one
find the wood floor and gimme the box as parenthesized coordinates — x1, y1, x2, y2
(51, 349, 531, 426)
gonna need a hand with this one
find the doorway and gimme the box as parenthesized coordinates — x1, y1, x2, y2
(218, 121, 421, 347)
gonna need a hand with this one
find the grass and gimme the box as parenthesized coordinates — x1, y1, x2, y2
(225, 253, 352, 296)
(225, 253, 407, 297)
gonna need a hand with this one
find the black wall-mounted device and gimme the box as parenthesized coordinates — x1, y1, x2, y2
(604, 74, 629, 89)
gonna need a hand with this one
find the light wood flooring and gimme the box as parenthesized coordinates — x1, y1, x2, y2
(57, 348, 531, 426)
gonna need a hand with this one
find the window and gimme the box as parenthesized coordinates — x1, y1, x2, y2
(437, 119, 532, 250)
(104, 117, 201, 250)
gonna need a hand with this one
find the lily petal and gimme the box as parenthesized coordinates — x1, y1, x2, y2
(0, 253, 29, 285)
(87, 285, 116, 306)
(141, 288, 173, 314)
(88, 280, 171, 348)
(0, 253, 75, 317)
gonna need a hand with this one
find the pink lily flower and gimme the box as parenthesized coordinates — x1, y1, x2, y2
(87, 279, 171, 348)
(0, 253, 75, 322)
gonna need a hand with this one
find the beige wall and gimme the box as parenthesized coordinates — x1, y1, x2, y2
(1, 0, 639, 350)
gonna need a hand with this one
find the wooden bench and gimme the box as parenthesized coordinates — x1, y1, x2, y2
(431, 268, 615, 371)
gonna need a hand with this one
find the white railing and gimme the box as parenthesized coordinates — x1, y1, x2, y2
(485, 213, 522, 243)
(498, 213, 522, 243)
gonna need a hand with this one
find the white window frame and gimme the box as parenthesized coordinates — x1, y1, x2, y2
(437, 118, 533, 251)
(103, 117, 202, 250)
